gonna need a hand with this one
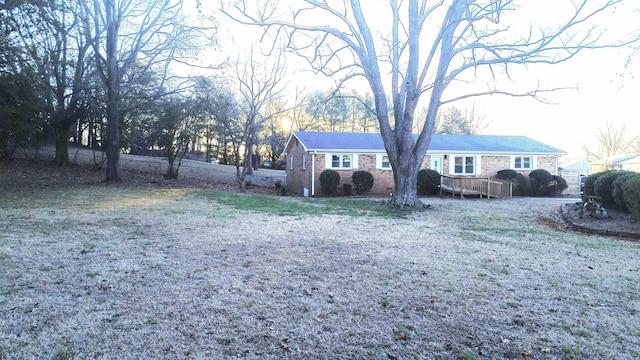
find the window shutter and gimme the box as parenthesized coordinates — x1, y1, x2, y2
(325, 154, 332, 169)
(475, 156, 481, 175)
(352, 154, 359, 169)
(376, 154, 382, 169)
(532, 156, 538, 169)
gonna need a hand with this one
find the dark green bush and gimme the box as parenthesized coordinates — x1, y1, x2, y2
(584, 171, 611, 196)
(554, 175, 568, 193)
(513, 173, 531, 196)
(495, 169, 519, 181)
(538, 175, 568, 197)
(529, 169, 553, 197)
(495, 169, 530, 196)
(319, 169, 340, 195)
(612, 172, 640, 211)
(352, 170, 374, 194)
(417, 169, 441, 196)
(622, 177, 640, 221)
(594, 170, 626, 207)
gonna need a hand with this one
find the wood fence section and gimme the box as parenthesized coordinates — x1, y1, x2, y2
(440, 176, 512, 199)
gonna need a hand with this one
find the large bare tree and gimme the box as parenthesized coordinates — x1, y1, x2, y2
(6, 0, 94, 166)
(233, 48, 286, 191)
(225, 0, 637, 207)
(82, 0, 202, 181)
(583, 121, 639, 165)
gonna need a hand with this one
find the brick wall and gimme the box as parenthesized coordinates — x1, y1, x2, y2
(481, 156, 510, 176)
(286, 146, 561, 196)
(284, 138, 311, 196)
(312, 154, 396, 196)
(537, 157, 558, 174)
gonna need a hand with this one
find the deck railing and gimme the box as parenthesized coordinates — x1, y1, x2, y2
(440, 176, 512, 199)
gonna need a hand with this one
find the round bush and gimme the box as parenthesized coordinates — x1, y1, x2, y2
(352, 170, 374, 194)
(554, 175, 568, 194)
(417, 169, 441, 195)
(529, 169, 553, 197)
(594, 170, 625, 207)
(513, 173, 531, 196)
(612, 172, 640, 211)
(495, 169, 529, 196)
(319, 169, 340, 195)
(538, 175, 568, 197)
(622, 177, 640, 221)
(495, 169, 519, 181)
(584, 171, 609, 196)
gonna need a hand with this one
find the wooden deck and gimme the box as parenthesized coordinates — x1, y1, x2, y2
(440, 176, 512, 199)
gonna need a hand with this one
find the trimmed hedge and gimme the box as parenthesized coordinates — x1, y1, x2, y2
(622, 176, 640, 221)
(495, 169, 530, 196)
(352, 170, 374, 194)
(514, 174, 532, 196)
(529, 169, 553, 197)
(612, 172, 640, 211)
(417, 169, 441, 195)
(538, 175, 568, 197)
(319, 169, 340, 195)
(594, 170, 626, 207)
(583, 170, 614, 196)
(495, 169, 519, 181)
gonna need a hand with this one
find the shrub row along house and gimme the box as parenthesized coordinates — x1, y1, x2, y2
(284, 131, 566, 196)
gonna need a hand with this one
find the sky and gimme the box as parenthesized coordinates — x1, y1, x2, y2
(197, 1, 640, 162)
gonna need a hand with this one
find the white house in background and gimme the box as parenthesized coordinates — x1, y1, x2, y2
(589, 153, 640, 174)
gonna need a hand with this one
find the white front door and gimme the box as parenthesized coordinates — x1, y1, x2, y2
(430, 156, 443, 174)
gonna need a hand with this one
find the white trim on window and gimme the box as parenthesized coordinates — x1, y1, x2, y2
(376, 154, 392, 170)
(450, 155, 477, 175)
(302, 154, 307, 170)
(511, 155, 537, 170)
(325, 153, 358, 169)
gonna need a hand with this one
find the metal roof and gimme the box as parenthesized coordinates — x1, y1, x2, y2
(287, 131, 565, 155)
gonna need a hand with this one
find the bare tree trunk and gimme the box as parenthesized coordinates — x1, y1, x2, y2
(245, 134, 253, 176)
(105, 0, 120, 182)
(53, 115, 71, 166)
(389, 133, 425, 207)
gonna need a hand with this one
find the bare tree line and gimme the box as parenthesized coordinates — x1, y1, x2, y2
(2, 0, 638, 198)
(225, 0, 639, 206)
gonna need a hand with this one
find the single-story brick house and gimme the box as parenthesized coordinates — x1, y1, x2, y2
(283, 131, 566, 196)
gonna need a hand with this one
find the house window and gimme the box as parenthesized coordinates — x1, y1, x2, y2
(376, 154, 391, 169)
(454, 156, 475, 175)
(331, 154, 352, 169)
(289, 156, 294, 170)
(302, 154, 307, 170)
(513, 156, 533, 169)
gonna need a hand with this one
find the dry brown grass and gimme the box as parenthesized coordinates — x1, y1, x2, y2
(1, 168, 640, 359)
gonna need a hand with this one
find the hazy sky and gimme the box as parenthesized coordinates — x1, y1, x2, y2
(208, 1, 639, 161)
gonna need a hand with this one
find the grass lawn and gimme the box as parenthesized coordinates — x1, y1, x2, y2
(1, 185, 639, 359)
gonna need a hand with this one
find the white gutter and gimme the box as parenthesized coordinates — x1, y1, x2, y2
(311, 151, 316, 196)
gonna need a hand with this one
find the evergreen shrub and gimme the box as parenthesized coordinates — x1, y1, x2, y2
(622, 177, 640, 221)
(594, 170, 626, 207)
(319, 169, 340, 195)
(612, 172, 640, 211)
(529, 169, 553, 197)
(417, 169, 441, 195)
(352, 170, 374, 194)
